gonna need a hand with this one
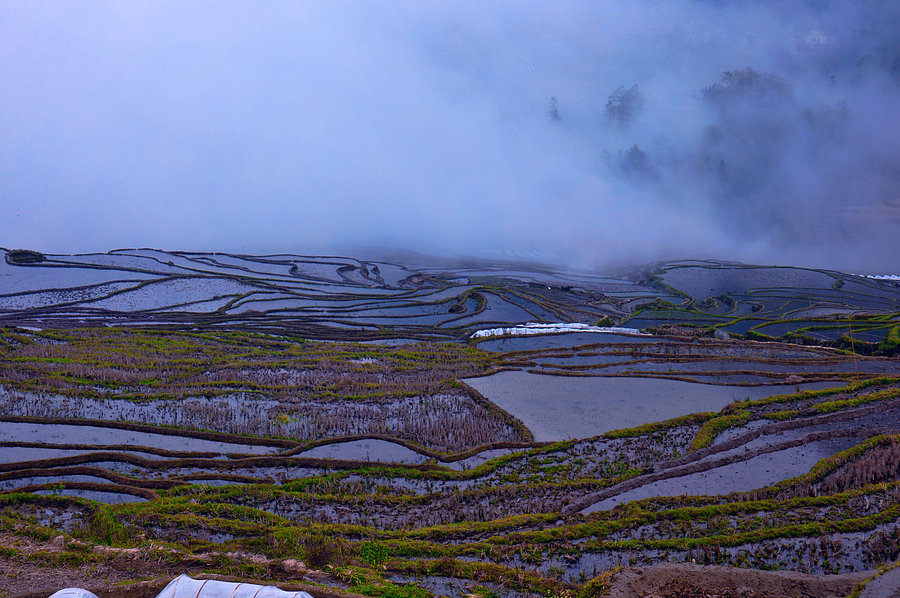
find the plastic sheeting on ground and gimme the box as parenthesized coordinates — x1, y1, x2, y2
(48, 575, 314, 598)
(155, 575, 314, 597)
(470, 322, 650, 338)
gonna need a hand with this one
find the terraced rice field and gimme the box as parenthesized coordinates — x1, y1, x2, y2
(1, 249, 899, 597)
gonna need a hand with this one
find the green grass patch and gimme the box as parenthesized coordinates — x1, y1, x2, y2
(689, 410, 751, 451)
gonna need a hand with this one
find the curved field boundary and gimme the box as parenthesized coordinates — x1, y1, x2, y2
(0, 441, 221, 459)
(0, 415, 297, 449)
(0, 466, 181, 490)
(666, 396, 900, 469)
(564, 427, 871, 514)
(0, 451, 456, 477)
(281, 433, 542, 462)
(4, 481, 158, 500)
(561, 394, 900, 514)
(0, 416, 542, 463)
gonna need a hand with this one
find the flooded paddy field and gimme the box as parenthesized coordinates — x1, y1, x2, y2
(0, 249, 647, 340)
(0, 420, 284, 454)
(583, 435, 866, 512)
(463, 370, 841, 441)
(1, 249, 900, 597)
(0, 390, 520, 452)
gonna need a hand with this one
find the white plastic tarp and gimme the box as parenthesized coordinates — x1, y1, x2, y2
(155, 575, 313, 598)
(48, 575, 313, 598)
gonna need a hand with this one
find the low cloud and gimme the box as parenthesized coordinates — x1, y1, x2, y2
(1, 1, 898, 271)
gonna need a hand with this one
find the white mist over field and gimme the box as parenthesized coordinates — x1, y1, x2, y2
(1, 1, 898, 270)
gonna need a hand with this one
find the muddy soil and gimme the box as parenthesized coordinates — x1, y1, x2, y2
(606, 563, 872, 597)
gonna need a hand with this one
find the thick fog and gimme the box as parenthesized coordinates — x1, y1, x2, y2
(1, 1, 898, 270)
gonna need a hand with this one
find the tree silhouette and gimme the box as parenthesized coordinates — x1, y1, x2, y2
(547, 96, 561, 121)
(605, 85, 643, 124)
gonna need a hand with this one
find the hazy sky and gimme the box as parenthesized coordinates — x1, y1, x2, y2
(1, 1, 898, 270)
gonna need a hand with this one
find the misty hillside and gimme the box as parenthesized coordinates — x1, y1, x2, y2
(1, 1, 899, 267)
